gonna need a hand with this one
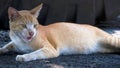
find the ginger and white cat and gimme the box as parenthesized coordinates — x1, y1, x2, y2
(0, 3, 120, 62)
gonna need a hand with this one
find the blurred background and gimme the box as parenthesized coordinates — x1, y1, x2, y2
(0, 0, 120, 30)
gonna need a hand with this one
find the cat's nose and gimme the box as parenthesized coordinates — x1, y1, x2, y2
(29, 32, 34, 36)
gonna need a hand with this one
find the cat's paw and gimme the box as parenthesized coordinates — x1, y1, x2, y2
(16, 55, 29, 62)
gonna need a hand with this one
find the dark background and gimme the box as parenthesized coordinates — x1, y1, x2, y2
(0, 0, 120, 29)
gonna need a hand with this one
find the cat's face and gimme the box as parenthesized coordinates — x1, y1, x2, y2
(8, 4, 43, 41)
(10, 14, 38, 41)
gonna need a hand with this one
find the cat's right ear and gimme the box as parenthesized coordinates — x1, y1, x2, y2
(8, 7, 21, 21)
(30, 3, 43, 18)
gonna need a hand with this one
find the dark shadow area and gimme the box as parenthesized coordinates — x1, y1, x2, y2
(1, 0, 120, 30)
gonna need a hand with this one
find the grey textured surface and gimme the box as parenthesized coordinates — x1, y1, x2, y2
(0, 27, 120, 68)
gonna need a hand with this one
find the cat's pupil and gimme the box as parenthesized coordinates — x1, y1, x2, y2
(22, 25, 26, 28)
(34, 24, 37, 27)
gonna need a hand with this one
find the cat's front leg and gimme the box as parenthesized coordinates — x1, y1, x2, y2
(0, 41, 15, 54)
(16, 45, 59, 62)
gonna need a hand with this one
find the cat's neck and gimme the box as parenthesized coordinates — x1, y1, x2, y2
(37, 24, 47, 34)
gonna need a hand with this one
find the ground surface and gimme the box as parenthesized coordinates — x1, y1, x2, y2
(0, 28, 120, 68)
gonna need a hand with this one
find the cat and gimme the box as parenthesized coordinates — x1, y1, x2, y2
(0, 3, 120, 62)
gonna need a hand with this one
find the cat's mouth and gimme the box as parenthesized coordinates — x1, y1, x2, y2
(18, 31, 36, 42)
(19, 35, 34, 41)
(24, 32, 35, 41)
(26, 36, 32, 40)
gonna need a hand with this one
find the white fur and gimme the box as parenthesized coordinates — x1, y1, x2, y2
(16, 49, 46, 61)
(3, 42, 13, 49)
(112, 30, 120, 38)
(28, 49, 47, 59)
(10, 32, 34, 53)
(59, 43, 111, 55)
(22, 23, 37, 41)
(59, 44, 99, 55)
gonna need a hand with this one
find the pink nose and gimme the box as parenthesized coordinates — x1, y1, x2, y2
(29, 32, 34, 36)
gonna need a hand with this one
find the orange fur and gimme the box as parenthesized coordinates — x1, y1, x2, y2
(0, 4, 120, 62)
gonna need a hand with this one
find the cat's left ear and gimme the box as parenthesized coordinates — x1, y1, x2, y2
(30, 3, 43, 18)
(8, 7, 21, 21)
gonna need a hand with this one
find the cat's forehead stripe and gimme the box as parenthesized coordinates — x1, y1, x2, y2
(19, 15, 34, 24)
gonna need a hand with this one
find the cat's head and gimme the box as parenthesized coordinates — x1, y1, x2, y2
(8, 4, 43, 41)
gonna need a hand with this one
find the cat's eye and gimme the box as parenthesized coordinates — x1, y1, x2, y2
(34, 24, 37, 28)
(22, 25, 27, 28)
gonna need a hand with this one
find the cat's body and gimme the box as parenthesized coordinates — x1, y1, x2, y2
(39, 23, 116, 54)
(0, 4, 120, 61)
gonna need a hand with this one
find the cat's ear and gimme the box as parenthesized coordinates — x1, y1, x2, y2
(30, 3, 43, 18)
(8, 7, 21, 21)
